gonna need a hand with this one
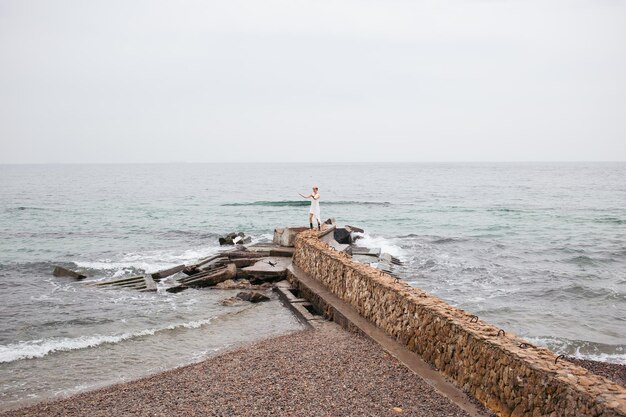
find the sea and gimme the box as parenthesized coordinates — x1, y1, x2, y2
(0, 162, 624, 410)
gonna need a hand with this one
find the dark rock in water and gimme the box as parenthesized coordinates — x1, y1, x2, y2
(345, 225, 364, 234)
(52, 266, 86, 280)
(236, 291, 270, 303)
(220, 296, 244, 306)
(333, 228, 352, 245)
(220, 232, 249, 246)
(236, 291, 252, 301)
(249, 292, 270, 303)
(215, 279, 252, 289)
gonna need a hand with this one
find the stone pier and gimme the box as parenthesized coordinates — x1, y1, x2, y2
(289, 230, 626, 417)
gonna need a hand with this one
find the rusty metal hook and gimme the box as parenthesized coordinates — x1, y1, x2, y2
(555, 354, 565, 365)
(470, 315, 479, 323)
(519, 343, 532, 349)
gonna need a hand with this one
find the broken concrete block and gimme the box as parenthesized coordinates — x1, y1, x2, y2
(273, 227, 308, 247)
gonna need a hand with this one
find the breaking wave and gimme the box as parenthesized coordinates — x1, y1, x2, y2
(0, 318, 216, 363)
(526, 336, 626, 365)
(352, 233, 405, 259)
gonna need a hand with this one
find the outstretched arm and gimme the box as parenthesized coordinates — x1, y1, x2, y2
(299, 193, 312, 199)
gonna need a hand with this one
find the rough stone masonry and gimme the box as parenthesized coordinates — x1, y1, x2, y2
(292, 231, 626, 417)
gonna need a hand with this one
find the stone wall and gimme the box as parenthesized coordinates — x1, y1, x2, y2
(292, 231, 626, 417)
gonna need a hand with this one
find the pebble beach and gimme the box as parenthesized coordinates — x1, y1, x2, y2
(1, 324, 490, 417)
(3, 320, 625, 416)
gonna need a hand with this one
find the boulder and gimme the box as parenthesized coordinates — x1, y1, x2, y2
(52, 266, 86, 280)
(236, 291, 270, 303)
(215, 279, 252, 289)
(220, 296, 244, 306)
(345, 225, 364, 233)
(219, 232, 248, 246)
(333, 228, 352, 245)
(219, 236, 233, 246)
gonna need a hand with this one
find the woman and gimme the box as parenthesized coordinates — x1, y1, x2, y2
(299, 185, 321, 230)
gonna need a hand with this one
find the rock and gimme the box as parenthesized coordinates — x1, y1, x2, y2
(236, 291, 270, 303)
(52, 266, 86, 280)
(219, 237, 233, 246)
(345, 225, 364, 233)
(250, 292, 270, 303)
(333, 228, 352, 245)
(273, 227, 309, 247)
(220, 232, 248, 246)
(236, 291, 251, 301)
(215, 279, 252, 289)
(324, 218, 336, 225)
(220, 296, 244, 306)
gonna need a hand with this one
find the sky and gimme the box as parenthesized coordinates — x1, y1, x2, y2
(0, 0, 625, 163)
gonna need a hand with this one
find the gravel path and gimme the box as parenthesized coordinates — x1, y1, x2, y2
(2, 324, 481, 417)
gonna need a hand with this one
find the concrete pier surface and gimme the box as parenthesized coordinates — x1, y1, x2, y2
(1, 323, 492, 417)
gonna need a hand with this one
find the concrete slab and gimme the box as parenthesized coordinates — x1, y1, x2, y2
(240, 257, 291, 282)
(272, 227, 308, 247)
(351, 246, 381, 256)
(352, 254, 379, 264)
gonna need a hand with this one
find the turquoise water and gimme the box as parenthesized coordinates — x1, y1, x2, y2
(0, 162, 625, 409)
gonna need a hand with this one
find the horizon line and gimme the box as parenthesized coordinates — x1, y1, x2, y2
(1, 160, 625, 166)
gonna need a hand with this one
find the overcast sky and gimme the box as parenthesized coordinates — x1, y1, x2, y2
(0, 0, 625, 163)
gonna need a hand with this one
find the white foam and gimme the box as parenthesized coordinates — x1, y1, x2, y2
(0, 317, 214, 364)
(352, 232, 406, 259)
(75, 245, 220, 274)
(526, 336, 626, 365)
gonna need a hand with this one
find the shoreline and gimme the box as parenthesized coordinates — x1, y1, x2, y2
(2, 324, 489, 417)
(2, 323, 624, 416)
